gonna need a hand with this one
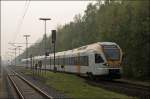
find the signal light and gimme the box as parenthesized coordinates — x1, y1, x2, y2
(52, 30, 56, 43)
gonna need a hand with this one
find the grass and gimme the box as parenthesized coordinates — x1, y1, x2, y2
(24, 69, 136, 99)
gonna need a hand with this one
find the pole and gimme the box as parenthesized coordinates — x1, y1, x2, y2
(17, 46, 22, 65)
(14, 48, 17, 66)
(44, 20, 46, 75)
(54, 42, 55, 72)
(39, 18, 51, 75)
(26, 37, 28, 68)
(30, 54, 32, 70)
(17, 46, 22, 56)
(11, 56, 13, 66)
(24, 35, 30, 69)
(52, 30, 56, 72)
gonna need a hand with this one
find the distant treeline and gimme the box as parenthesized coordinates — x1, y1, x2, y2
(19, 0, 150, 80)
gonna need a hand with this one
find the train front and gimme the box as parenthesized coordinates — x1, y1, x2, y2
(101, 43, 123, 79)
(92, 42, 123, 79)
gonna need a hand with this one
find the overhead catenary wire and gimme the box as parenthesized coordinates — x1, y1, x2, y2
(7, 0, 30, 61)
(12, 0, 31, 43)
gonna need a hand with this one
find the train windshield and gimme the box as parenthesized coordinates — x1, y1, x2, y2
(103, 45, 120, 60)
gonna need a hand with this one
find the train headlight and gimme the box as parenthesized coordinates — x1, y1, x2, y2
(103, 63, 109, 66)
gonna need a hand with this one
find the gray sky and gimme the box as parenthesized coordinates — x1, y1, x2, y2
(1, 1, 96, 60)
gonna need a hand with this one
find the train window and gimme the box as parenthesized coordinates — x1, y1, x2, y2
(66, 58, 67, 65)
(57, 58, 59, 65)
(55, 59, 57, 64)
(64, 58, 66, 65)
(72, 57, 75, 65)
(49, 58, 51, 65)
(50, 59, 52, 64)
(103, 45, 120, 60)
(60, 58, 62, 64)
(80, 56, 88, 66)
(75, 57, 78, 65)
(84, 56, 89, 66)
(69, 57, 71, 65)
(63, 58, 65, 65)
(65, 57, 68, 65)
(67, 57, 69, 65)
(79, 56, 82, 65)
(70, 57, 73, 65)
(59, 58, 60, 64)
(61, 58, 63, 64)
(70, 57, 72, 65)
(51, 59, 54, 64)
(95, 54, 104, 63)
(56, 58, 58, 65)
(45, 58, 49, 64)
(58, 58, 60, 65)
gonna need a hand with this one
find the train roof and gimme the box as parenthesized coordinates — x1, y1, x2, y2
(72, 42, 117, 51)
(50, 42, 118, 57)
(21, 42, 118, 60)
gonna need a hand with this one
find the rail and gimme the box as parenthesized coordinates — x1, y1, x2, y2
(7, 68, 53, 99)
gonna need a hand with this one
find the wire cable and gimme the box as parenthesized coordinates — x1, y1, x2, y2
(12, 0, 31, 43)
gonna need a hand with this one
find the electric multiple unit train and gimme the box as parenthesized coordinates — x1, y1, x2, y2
(21, 42, 123, 79)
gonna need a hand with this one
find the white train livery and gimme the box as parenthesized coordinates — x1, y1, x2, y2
(21, 42, 123, 79)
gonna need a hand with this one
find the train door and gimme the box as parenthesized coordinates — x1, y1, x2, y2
(88, 53, 95, 73)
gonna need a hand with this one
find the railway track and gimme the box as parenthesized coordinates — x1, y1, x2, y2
(7, 68, 53, 99)
(86, 79, 150, 99)
(10, 66, 150, 99)
(35, 68, 150, 99)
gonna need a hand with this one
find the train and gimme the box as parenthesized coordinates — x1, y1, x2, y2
(21, 42, 123, 79)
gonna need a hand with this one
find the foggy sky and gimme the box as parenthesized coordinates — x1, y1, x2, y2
(1, 1, 96, 60)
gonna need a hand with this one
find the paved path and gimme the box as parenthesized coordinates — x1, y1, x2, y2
(0, 66, 9, 99)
